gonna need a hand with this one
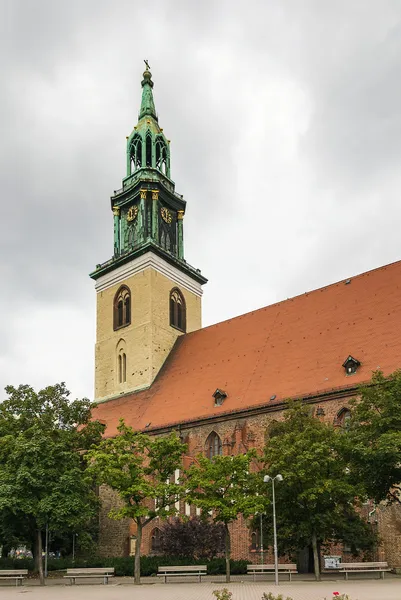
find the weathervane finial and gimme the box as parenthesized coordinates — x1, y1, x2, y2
(144, 59, 150, 71)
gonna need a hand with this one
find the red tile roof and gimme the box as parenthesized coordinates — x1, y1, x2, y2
(92, 260, 401, 436)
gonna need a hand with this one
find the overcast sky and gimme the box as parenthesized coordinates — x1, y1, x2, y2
(1, 0, 400, 401)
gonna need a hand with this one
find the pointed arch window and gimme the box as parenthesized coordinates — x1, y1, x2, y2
(114, 286, 131, 330)
(151, 527, 162, 553)
(160, 229, 172, 252)
(145, 131, 152, 167)
(250, 530, 261, 551)
(205, 431, 222, 459)
(118, 349, 127, 384)
(155, 136, 168, 175)
(169, 288, 186, 332)
(130, 134, 142, 172)
(335, 408, 352, 431)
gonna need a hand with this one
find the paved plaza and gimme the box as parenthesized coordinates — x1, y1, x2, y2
(0, 578, 400, 600)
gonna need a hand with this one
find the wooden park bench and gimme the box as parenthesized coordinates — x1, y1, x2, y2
(247, 563, 298, 582)
(338, 562, 391, 580)
(157, 565, 207, 583)
(0, 569, 28, 586)
(64, 567, 115, 585)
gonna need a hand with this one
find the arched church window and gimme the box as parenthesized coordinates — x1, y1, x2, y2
(151, 527, 161, 552)
(124, 295, 130, 324)
(160, 228, 172, 252)
(127, 223, 137, 249)
(169, 288, 186, 332)
(146, 131, 152, 167)
(114, 286, 131, 330)
(205, 431, 222, 459)
(335, 408, 351, 431)
(118, 351, 127, 383)
(250, 530, 260, 551)
(130, 134, 142, 172)
(155, 136, 167, 174)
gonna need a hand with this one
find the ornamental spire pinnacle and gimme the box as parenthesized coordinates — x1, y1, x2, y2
(139, 59, 157, 121)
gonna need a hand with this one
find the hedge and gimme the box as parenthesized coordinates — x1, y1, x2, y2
(0, 556, 249, 576)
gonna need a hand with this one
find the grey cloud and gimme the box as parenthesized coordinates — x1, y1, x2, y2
(1, 0, 400, 399)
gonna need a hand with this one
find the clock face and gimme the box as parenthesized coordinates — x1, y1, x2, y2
(127, 205, 139, 222)
(161, 206, 172, 224)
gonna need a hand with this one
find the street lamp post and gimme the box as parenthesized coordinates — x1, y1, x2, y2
(263, 474, 283, 586)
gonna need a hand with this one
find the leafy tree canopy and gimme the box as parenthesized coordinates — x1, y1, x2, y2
(0, 383, 104, 583)
(185, 452, 261, 582)
(262, 401, 375, 580)
(346, 370, 401, 504)
(86, 420, 187, 584)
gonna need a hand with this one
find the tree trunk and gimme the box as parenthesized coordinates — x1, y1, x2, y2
(311, 532, 320, 581)
(224, 523, 231, 583)
(134, 520, 142, 585)
(35, 529, 45, 586)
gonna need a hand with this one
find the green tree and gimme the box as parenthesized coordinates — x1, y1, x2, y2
(0, 383, 104, 584)
(185, 452, 261, 583)
(346, 370, 401, 504)
(86, 420, 187, 584)
(262, 401, 375, 580)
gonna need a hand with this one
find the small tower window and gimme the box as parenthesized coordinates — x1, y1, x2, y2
(169, 288, 186, 332)
(205, 432, 222, 459)
(146, 131, 152, 167)
(114, 286, 131, 330)
(117, 300, 123, 327)
(118, 351, 127, 383)
(213, 389, 227, 407)
(155, 136, 168, 175)
(130, 134, 142, 172)
(124, 295, 130, 324)
(342, 355, 361, 375)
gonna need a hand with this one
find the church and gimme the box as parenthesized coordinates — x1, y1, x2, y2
(90, 65, 401, 569)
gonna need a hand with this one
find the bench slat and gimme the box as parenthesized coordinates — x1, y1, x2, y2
(339, 569, 391, 572)
(66, 568, 115, 574)
(63, 575, 115, 579)
(337, 562, 390, 581)
(157, 565, 207, 583)
(248, 564, 297, 571)
(339, 562, 388, 569)
(247, 564, 298, 582)
(158, 566, 207, 572)
(0, 570, 28, 575)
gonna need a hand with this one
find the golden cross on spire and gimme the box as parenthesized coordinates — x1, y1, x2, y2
(144, 59, 150, 71)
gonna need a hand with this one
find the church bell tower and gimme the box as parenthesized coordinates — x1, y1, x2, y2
(90, 63, 207, 403)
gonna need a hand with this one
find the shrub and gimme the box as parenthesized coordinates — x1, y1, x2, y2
(213, 589, 233, 600)
(159, 517, 225, 560)
(262, 593, 294, 600)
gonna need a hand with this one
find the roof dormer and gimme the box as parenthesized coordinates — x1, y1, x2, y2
(213, 388, 227, 406)
(342, 355, 361, 375)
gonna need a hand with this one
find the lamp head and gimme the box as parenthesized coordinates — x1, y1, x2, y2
(263, 475, 271, 483)
(275, 474, 283, 482)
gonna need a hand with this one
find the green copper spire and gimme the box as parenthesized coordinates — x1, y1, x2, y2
(90, 62, 208, 292)
(139, 60, 157, 121)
